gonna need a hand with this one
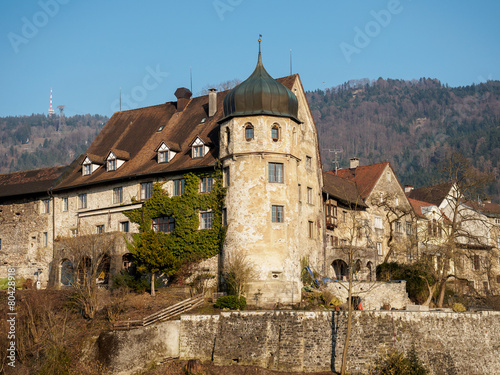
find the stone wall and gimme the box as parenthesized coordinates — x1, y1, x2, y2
(179, 310, 500, 374)
(324, 280, 410, 310)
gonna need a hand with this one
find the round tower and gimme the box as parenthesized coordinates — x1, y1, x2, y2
(220, 41, 324, 307)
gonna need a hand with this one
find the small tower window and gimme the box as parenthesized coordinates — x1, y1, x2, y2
(271, 125, 280, 142)
(226, 127, 231, 144)
(245, 124, 254, 141)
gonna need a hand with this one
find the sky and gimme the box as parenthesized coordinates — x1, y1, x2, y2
(1, 0, 499, 118)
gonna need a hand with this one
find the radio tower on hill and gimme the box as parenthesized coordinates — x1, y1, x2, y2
(48, 88, 55, 116)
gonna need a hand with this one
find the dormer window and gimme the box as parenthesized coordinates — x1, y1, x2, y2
(189, 136, 208, 159)
(81, 155, 101, 176)
(155, 142, 177, 163)
(107, 158, 116, 171)
(83, 163, 92, 176)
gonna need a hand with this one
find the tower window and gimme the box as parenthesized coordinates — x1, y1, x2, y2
(268, 163, 283, 183)
(245, 124, 254, 141)
(272, 205, 284, 223)
(271, 125, 280, 142)
(226, 127, 231, 144)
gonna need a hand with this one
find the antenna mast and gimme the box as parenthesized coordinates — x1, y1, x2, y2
(323, 148, 343, 175)
(48, 88, 55, 116)
(290, 49, 292, 75)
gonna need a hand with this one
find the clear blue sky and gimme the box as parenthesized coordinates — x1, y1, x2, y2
(1, 0, 499, 117)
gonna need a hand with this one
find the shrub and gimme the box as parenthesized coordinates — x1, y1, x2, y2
(452, 302, 466, 312)
(371, 348, 428, 375)
(111, 269, 157, 293)
(215, 295, 246, 310)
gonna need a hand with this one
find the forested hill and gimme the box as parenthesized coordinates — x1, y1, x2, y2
(306, 78, 500, 199)
(0, 114, 108, 174)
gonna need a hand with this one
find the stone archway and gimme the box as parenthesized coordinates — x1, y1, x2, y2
(366, 261, 373, 281)
(332, 259, 348, 280)
(60, 259, 74, 286)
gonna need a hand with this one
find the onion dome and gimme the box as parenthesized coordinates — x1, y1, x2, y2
(222, 43, 299, 123)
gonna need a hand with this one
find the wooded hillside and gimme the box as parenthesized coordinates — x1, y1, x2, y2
(307, 78, 500, 199)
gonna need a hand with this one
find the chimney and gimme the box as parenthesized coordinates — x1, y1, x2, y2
(208, 88, 217, 117)
(174, 87, 192, 112)
(405, 185, 414, 194)
(349, 157, 359, 169)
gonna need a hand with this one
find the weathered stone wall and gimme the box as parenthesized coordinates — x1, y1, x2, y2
(179, 310, 500, 374)
(324, 280, 410, 310)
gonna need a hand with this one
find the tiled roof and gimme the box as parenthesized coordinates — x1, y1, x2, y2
(0, 165, 68, 199)
(408, 197, 436, 218)
(463, 200, 500, 218)
(406, 182, 453, 206)
(327, 162, 389, 200)
(322, 171, 367, 207)
(53, 75, 299, 191)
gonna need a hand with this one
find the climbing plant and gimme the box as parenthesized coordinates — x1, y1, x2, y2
(124, 169, 226, 291)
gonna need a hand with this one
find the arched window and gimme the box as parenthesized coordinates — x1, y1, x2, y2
(245, 124, 254, 141)
(271, 124, 280, 142)
(332, 259, 348, 280)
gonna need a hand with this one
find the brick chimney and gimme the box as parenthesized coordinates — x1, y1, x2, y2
(349, 158, 359, 169)
(208, 88, 217, 117)
(174, 87, 192, 112)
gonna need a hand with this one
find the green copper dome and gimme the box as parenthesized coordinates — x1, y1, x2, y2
(222, 50, 299, 122)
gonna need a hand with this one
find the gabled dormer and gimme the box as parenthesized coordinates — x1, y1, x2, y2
(81, 154, 103, 176)
(105, 149, 130, 172)
(154, 141, 178, 163)
(189, 136, 209, 159)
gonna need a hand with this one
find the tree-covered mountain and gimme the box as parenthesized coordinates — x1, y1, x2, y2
(0, 114, 108, 173)
(306, 78, 500, 200)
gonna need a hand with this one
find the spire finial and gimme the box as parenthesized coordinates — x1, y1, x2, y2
(258, 34, 262, 52)
(257, 34, 262, 65)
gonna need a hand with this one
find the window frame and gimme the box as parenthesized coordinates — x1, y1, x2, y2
(173, 178, 185, 196)
(374, 216, 383, 229)
(153, 216, 175, 233)
(62, 197, 69, 212)
(96, 225, 105, 234)
(78, 193, 87, 209)
(271, 124, 280, 142)
(42, 198, 50, 214)
(193, 145, 204, 158)
(307, 187, 313, 204)
(200, 211, 213, 229)
(306, 156, 312, 169)
(245, 124, 254, 141)
(308, 221, 314, 238)
(141, 182, 153, 200)
(120, 221, 129, 233)
(83, 163, 92, 176)
(223, 167, 230, 187)
(271, 205, 284, 223)
(107, 158, 116, 171)
(113, 187, 123, 204)
(268, 162, 284, 183)
(377, 242, 383, 256)
(158, 150, 168, 163)
(200, 176, 213, 193)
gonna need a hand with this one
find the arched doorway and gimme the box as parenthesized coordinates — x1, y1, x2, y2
(97, 254, 111, 285)
(60, 259, 73, 286)
(366, 261, 373, 281)
(332, 259, 348, 280)
(122, 253, 135, 272)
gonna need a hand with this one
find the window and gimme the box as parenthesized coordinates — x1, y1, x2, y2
(71, 229, 78, 237)
(78, 193, 87, 209)
(200, 212, 213, 229)
(42, 199, 50, 214)
(96, 225, 104, 234)
(83, 164, 91, 176)
(298, 184, 302, 202)
(374, 216, 383, 229)
(223, 167, 230, 187)
(120, 221, 129, 233)
(268, 163, 283, 183)
(428, 219, 442, 237)
(158, 150, 168, 163)
(226, 127, 231, 144)
(43, 232, 48, 247)
(342, 211, 347, 223)
(308, 221, 314, 238)
(173, 179, 185, 196)
(306, 156, 312, 169)
(272, 205, 284, 223)
(200, 177, 213, 193)
(0, 238, 2, 250)
(62, 197, 68, 212)
(307, 187, 313, 204)
(107, 159, 116, 171)
(245, 124, 254, 140)
(377, 242, 382, 256)
(193, 145, 204, 158)
(472, 255, 480, 271)
(222, 208, 227, 226)
(406, 222, 412, 235)
(141, 182, 153, 200)
(153, 216, 175, 233)
(395, 221, 403, 233)
(495, 218, 500, 225)
(113, 187, 123, 204)
(325, 200, 337, 229)
(271, 125, 279, 141)
(497, 236, 500, 248)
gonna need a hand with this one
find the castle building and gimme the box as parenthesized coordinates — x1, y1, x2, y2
(0, 45, 325, 305)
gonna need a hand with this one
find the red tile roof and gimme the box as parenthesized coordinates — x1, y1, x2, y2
(326, 162, 389, 200)
(0, 165, 68, 200)
(53, 75, 299, 191)
(406, 182, 453, 206)
(322, 171, 367, 208)
(408, 197, 436, 218)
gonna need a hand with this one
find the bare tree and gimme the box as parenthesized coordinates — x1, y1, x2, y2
(222, 252, 257, 299)
(59, 230, 116, 319)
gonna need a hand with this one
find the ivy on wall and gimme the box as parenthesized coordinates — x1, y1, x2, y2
(124, 169, 227, 277)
